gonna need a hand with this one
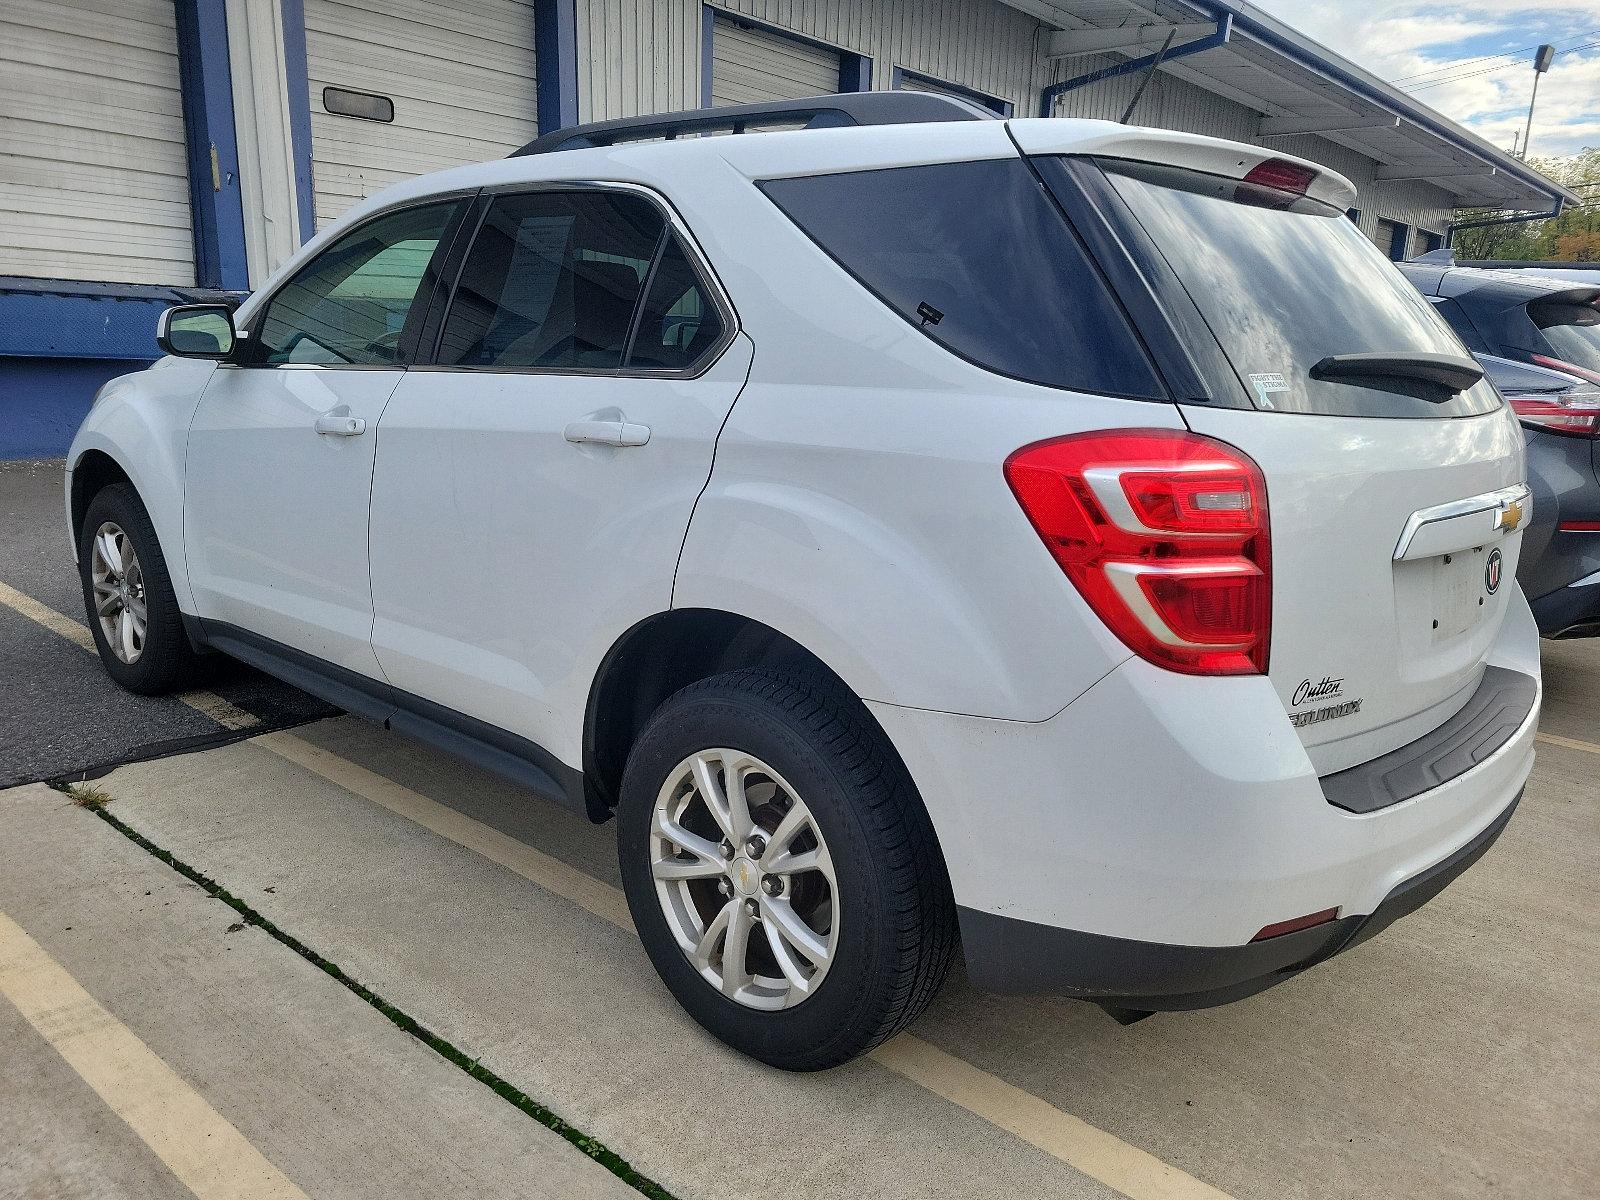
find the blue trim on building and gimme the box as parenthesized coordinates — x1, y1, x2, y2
(1185, 0, 1573, 210)
(278, 0, 318, 242)
(890, 66, 1011, 116)
(701, 5, 869, 103)
(1, 358, 149, 460)
(700, 6, 717, 107)
(0, 280, 241, 361)
(839, 50, 872, 93)
(173, 0, 249, 291)
(1388, 221, 1413, 261)
(1040, 14, 1232, 116)
(534, 0, 580, 133)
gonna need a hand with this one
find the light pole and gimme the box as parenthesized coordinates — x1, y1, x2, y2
(1521, 44, 1555, 160)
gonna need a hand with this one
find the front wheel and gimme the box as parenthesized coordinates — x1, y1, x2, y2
(617, 669, 955, 1070)
(78, 483, 208, 695)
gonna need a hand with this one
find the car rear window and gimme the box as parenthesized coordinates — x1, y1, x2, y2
(1096, 158, 1502, 419)
(759, 159, 1166, 399)
(1529, 295, 1600, 379)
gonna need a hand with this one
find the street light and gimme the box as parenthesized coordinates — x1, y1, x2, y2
(1521, 43, 1555, 160)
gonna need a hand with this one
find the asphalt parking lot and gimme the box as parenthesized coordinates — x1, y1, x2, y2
(2, 459, 1597, 1200)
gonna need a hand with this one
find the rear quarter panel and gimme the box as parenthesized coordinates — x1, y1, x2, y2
(669, 160, 1180, 719)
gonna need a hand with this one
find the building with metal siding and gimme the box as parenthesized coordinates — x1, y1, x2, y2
(0, 0, 1581, 456)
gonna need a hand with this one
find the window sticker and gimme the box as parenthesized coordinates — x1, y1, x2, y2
(1248, 372, 1290, 409)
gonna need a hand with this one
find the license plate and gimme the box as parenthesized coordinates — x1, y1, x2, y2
(1431, 548, 1488, 640)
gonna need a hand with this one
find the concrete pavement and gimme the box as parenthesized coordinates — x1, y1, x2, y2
(35, 653, 1597, 1200)
(0, 782, 640, 1200)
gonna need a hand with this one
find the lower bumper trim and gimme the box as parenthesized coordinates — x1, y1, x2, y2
(960, 788, 1521, 1009)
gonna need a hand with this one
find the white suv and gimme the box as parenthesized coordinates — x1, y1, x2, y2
(69, 94, 1541, 1070)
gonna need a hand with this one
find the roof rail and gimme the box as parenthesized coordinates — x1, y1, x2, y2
(511, 91, 1000, 157)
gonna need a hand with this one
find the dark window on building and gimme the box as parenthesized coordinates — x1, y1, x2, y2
(759, 159, 1165, 399)
(438, 191, 668, 371)
(1097, 158, 1500, 419)
(323, 86, 394, 123)
(255, 202, 456, 365)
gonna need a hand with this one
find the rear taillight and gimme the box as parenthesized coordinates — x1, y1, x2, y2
(1004, 430, 1271, 676)
(1505, 389, 1600, 437)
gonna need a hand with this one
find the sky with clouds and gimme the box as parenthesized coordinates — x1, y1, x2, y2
(1252, 1, 1600, 160)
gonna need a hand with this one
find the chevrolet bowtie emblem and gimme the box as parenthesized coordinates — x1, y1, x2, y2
(1497, 499, 1524, 533)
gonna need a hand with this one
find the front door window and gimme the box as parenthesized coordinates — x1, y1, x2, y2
(253, 203, 457, 366)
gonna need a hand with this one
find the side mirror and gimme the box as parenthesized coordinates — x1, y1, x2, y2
(157, 304, 237, 359)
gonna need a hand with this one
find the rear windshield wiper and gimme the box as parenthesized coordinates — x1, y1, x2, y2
(1310, 352, 1485, 400)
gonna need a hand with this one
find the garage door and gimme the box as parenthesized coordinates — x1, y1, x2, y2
(709, 15, 841, 107)
(305, 0, 538, 229)
(0, 0, 194, 285)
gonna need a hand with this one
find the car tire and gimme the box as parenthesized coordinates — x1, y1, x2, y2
(78, 482, 209, 695)
(617, 668, 956, 1071)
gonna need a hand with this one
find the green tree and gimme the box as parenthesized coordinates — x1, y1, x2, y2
(1453, 147, 1600, 260)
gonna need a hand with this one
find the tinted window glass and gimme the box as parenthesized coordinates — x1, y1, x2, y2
(1530, 297, 1600, 377)
(627, 235, 725, 370)
(438, 191, 664, 370)
(257, 203, 456, 365)
(1099, 159, 1500, 418)
(760, 160, 1164, 398)
(1429, 297, 1489, 352)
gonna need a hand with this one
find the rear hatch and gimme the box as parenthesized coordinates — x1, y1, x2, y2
(1030, 139, 1528, 774)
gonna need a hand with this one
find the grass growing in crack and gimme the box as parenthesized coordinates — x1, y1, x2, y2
(66, 783, 114, 809)
(51, 780, 676, 1200)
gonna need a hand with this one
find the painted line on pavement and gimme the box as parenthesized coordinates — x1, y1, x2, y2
(1536, 731, 1600, 757)
(0, 578, 96, 652)
(0, 578, 258, 731)
(253, 728, 1234, 1200)
(0, 909, 308, 1200)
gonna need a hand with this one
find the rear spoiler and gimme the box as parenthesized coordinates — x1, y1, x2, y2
(1007, 118, 1357, 211)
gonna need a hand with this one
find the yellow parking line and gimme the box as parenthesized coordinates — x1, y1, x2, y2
(254, 728, 1235, 1200)
(0, 910, 308, 1200)
(0, 579, 257, 731)
(1536, 731, 1600, 757)
(0, 578, 96, 652)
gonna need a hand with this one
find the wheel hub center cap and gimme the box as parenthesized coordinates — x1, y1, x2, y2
(730, 857, 760, 897)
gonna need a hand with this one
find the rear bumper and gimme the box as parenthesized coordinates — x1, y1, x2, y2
(869, 588, 1542, 994)
(957, 789, 1520, 1008)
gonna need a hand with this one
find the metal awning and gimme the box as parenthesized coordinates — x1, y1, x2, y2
(1004, 0, 1580, 212)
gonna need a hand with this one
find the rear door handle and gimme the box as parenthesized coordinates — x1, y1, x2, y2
(314, 412, 367, 437)
(563, 419, 651, 448)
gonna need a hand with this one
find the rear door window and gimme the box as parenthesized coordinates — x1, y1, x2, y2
(1428, 297, 1489, 352)
(1529, 295, 1600, 380)
(1093, 159, 1502, 419)
(760, 159, 1165, 399)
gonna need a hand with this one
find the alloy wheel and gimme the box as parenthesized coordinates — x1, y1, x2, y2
(90, 521, 147, 664)
(650, 748, 839, 1010)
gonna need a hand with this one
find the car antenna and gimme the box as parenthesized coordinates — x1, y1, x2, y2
(1119, 28, 1177, 125)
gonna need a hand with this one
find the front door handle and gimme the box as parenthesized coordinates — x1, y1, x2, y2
(314, 412, 366, 437)
(563, 419, 651, 448)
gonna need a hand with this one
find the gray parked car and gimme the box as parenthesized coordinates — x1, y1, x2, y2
(1400, 263, 1600, 637)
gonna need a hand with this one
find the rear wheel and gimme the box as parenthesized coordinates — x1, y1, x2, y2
(617, 668, 955, 1070)
(78, 483, 208, 695)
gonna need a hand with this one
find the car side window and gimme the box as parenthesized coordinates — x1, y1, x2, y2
(1429, 297, 1489, 353)
(626, 235, 726, 370)
(437, 191, 666, 371)
(254, 202, 458, 366)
